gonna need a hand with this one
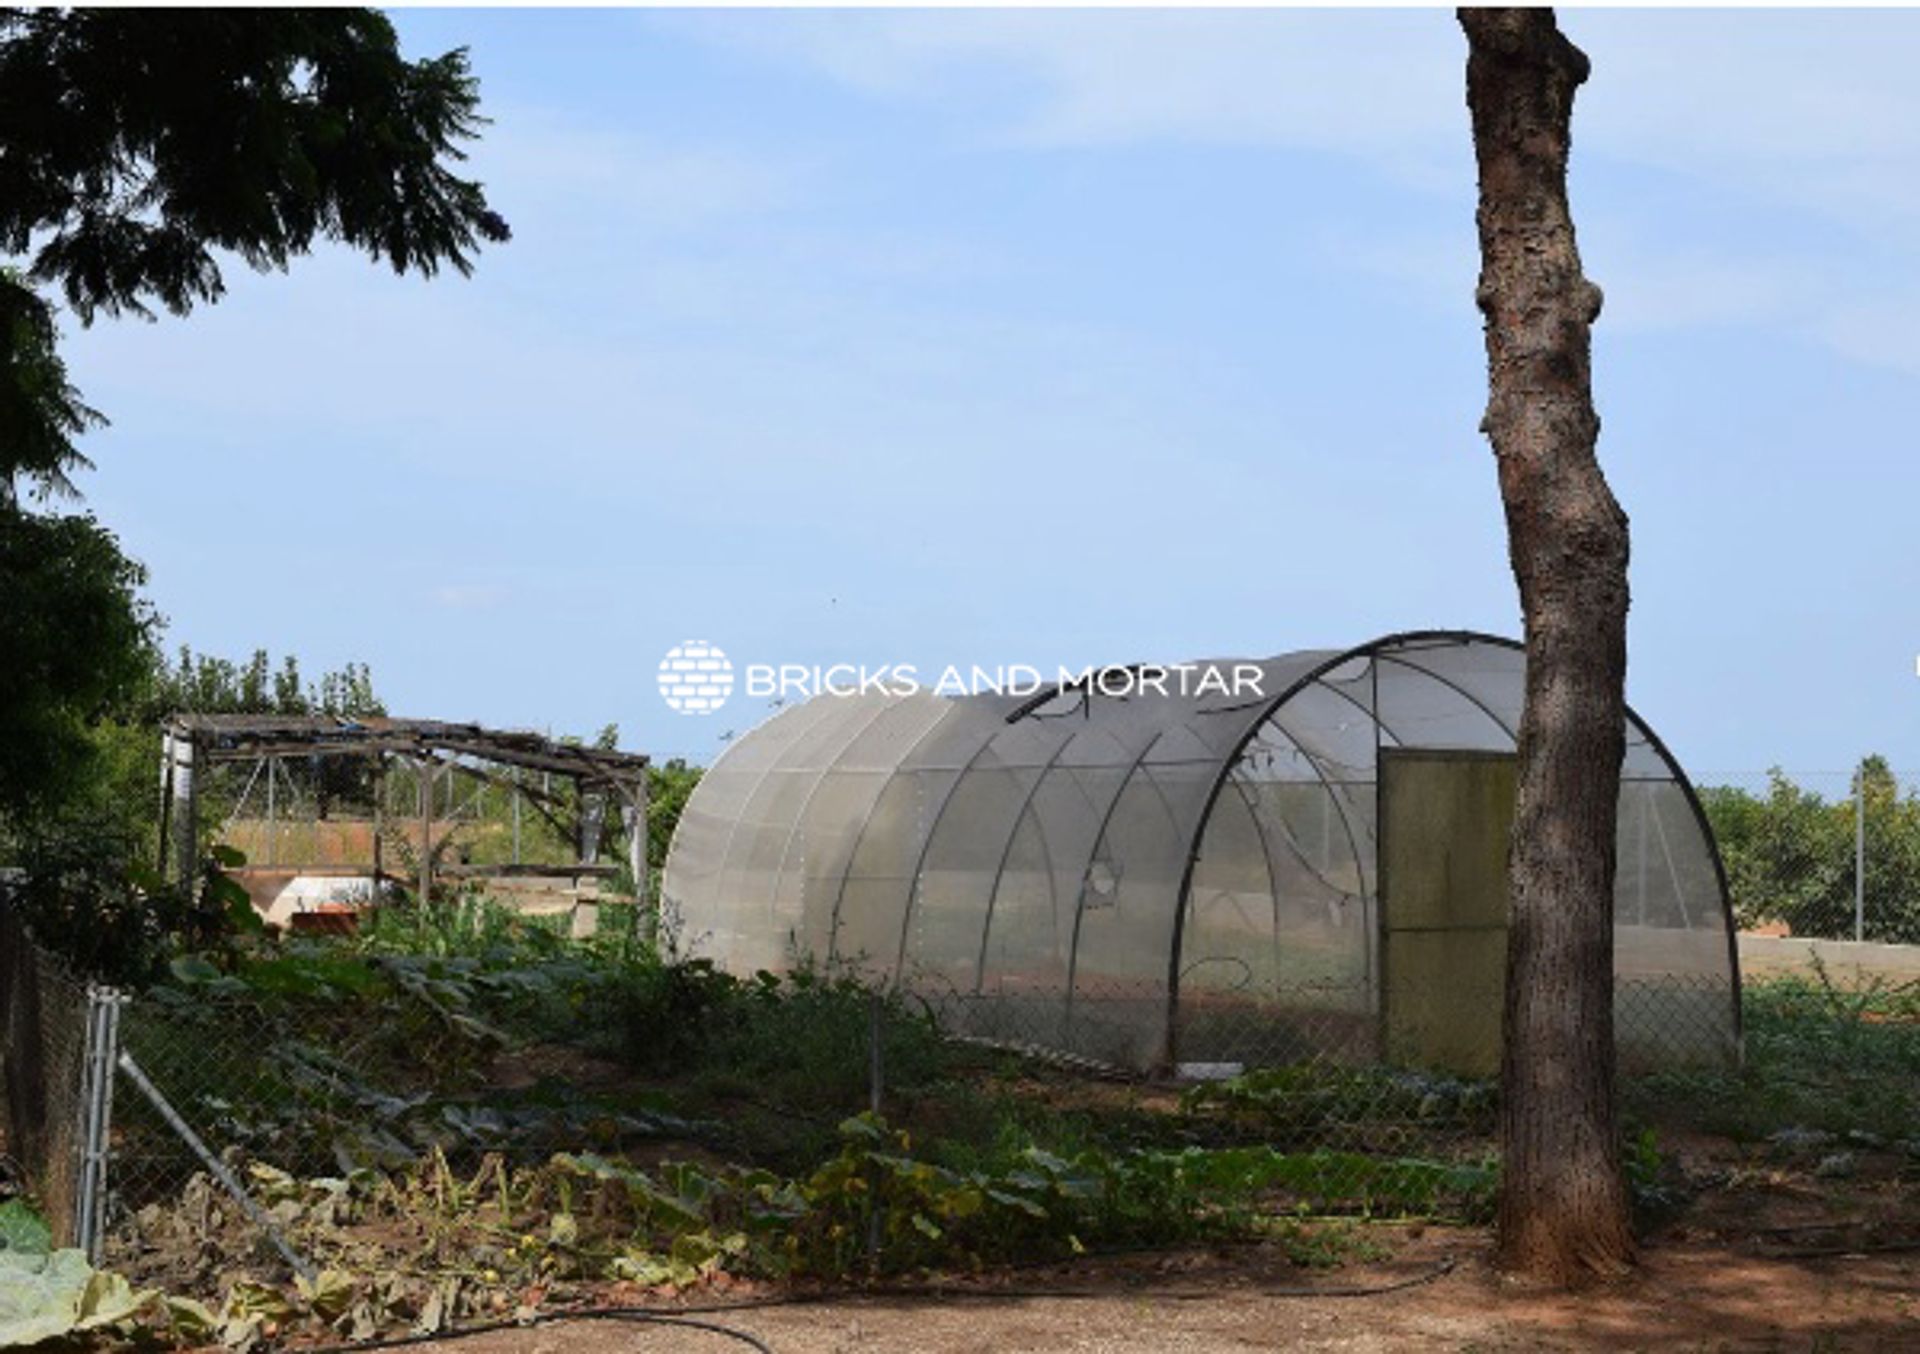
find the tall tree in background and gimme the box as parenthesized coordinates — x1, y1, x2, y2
(1460, 8, 1636, 1281)
(0, 8, 506, 825)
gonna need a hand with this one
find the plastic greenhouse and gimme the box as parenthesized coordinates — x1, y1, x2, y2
(662, 632, 1739, 1076)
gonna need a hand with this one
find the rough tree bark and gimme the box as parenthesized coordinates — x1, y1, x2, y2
(1459, 8, 1637, 1282)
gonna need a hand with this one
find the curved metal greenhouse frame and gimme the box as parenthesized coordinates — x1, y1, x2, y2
(663, 632, 1740, 1073)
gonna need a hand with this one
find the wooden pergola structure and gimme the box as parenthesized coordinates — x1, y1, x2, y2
(158, 714, 652, 919)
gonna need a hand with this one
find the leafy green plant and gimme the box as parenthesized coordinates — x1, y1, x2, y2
(1625, 975, 1920, 1144)
(548, 1114, 1489, 1279)
(6, 828, 257, 983)
(0, 1249, 153, 1347)
(1621, 1127, 1687, 1228)
(1181, 1064, 1497, 1138)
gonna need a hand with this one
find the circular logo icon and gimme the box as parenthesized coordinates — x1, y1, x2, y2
(659, 641, 734, 715)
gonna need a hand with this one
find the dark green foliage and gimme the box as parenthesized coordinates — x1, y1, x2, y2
(1701, 758, 1920, 942)
(145, 645, 385, 721)
(550, 1121, 1272, 1278)
(0, 7, 501, 853)
(0, 507, 155, 822)
(6, 826, 255, 984)
(646, 760, 702, 870)
(1181, 1064, 1497, 1141)
(0, 8, 508, 497)
(0, 269, 99, 500)
(543, 1127, 1384, 1280)
(0, 10, 507, 300)
(1, 642, 388, 879)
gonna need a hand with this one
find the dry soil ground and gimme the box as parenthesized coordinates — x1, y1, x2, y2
(435, 1231, 1920, 1353)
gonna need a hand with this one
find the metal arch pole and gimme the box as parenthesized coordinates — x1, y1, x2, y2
(1163, 636, 1444, 1060)
(1645, 789, 1691, 930)
(1218, 773, 1286, 994)
(813, 700, 955, 980)
(763, 696, 909, 964)
(1373, 653, 1521, 743)
(1307, 675, 1413, 748)
(1061, 726, 1179, 1051)
(705, 699, 842, 936)
(972, 734, 1081, 993)
(1158, 628, 1746, 1061)
(1616, 706, 1746, 1056)
(883, 714, 1043, 985)
(1251, 717, 1374, 951)
(1370, 653, 1383, 1000)
(1116, 751, 1221, 964)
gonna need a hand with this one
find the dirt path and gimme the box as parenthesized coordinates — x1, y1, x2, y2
(432, 1234, 1920, 1353)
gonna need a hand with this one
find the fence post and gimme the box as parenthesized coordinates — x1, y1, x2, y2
(73, 985, 123, 1263)
(1855, 766, 1866, 943)
(115, 1049, 315, 1281)
(866, 990, 884, 1270)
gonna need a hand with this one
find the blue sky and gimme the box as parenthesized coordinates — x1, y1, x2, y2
(56, 9, 1920, 785)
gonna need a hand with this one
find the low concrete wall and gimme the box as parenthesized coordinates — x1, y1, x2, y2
(1737, 933, 1920, 982)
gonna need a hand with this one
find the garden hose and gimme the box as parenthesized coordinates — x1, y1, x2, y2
(294, 1255, 1459, 1353)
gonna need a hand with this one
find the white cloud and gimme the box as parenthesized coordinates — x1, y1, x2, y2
(674, 10, 1468, 180)
(1572, 11, 1920, 232)
(681, 10, 1920, 381)
(686, 10, 1920, 231)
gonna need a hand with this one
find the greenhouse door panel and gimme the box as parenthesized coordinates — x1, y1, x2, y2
(1378, 749, 1516, 1077)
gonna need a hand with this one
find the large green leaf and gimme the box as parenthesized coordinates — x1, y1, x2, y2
(0, 1200, 51, 1257)
(0, 1249, 153, 1347)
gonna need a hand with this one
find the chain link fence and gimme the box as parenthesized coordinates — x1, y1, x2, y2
(0, 891, 117, 1253)
(2, 884, 1910, 1284)
(1698, 764, 1920, 944)
(917, 974, 1738, 1078)
(96, 967, 1738, 1254)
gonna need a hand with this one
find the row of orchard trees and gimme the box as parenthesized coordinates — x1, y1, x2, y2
(1698, 756, 1920, 945)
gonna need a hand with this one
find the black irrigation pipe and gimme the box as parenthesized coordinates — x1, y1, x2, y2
(1754, 1239, 1920, 1259)
(301, 1309, 775, 1353)
(294, 1257, 1459, 1353)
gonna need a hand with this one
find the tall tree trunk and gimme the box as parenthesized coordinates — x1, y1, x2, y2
(1459, 7, 1637, 1283)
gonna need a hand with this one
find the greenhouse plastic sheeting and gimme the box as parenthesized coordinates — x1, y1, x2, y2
(662, 632, 1739, 1073)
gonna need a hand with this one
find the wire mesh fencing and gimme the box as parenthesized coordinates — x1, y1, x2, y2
(918, 974, 1740, 1077)
(104, 968, 657, 1209)
(0, 891, 117, 1252)
(84, 969, 1729, 1236)
(0, 892, 1904, 1284)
